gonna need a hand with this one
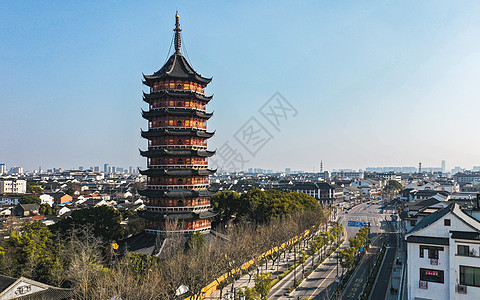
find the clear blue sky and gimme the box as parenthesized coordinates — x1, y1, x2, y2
(2, 1, 480, 172)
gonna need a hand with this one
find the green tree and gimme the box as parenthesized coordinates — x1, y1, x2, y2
(0, 222, 62, 283)
(27, 184, 44, 194)
(20, 195, 41, 205)
(185, 231, 206, 252)
(254, 273, 272, 300)
(385, 180, 403, 191)
(53, 205, 123, 242)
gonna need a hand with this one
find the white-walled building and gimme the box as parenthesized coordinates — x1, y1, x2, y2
(39, 194, 54, 206)
(0, 180, 27, 194)
(406, 203, 480, 299)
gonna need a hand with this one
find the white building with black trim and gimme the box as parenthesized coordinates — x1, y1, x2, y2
(406, 203, 480, 299)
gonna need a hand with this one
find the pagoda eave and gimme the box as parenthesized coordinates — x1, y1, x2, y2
(141, 108, 213, 120)
(138, 188, 216, 198)
(139, 149, 216, 158)
(141, 129, 215, 138)
(141, 209, 217, 221)
(139, 168, 217, 177)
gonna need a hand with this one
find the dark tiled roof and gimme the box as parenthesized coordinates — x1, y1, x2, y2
(141, 108, 213, 120)
(141, 128, 215, 138)
(141, 209, 217, 221)
(139, 168, 216, 177)
(406, 236, 449, 245)
(451, 231, 480, 240)
(143, 53, 211, 85)
(143, 90, 212, 102)
(408, 203, 453, 234)
(0, 274, 16, 293)
(138, 188, 216, 198)
(139, 149, 215, 158)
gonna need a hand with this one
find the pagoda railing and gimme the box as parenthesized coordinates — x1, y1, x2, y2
(150, 106, 206, 112)
(149, 125, 207, 131)
(145, 227, 211, 234)
(145, 184, 209, 190)
(148, 145, 207, 150)
(146, 205, 210, 212)
(148, 163, 208, 168)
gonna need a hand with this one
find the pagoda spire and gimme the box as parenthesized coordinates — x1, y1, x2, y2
(174, 11, 182, 54)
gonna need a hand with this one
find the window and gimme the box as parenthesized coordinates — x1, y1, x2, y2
(444, 219, 451, 226)
(420, 245, 443, 259)
(420, 268, 444, 283)
(458, 245, 470, 256)
(460, 266, 480, 287)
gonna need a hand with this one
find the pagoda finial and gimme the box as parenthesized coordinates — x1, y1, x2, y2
(174, 11, 182, 54)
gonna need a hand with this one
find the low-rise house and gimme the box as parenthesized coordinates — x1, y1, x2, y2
(53, 192, 72, 205)
(39, 194, 54, 206)
(0, 195, 21, 205)
(0, 274, 72, 299)
(406, 203, 480, 299)
(14, 204, 40, 217)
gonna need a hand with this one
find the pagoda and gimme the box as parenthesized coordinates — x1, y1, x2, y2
(139, 12, 216, 235)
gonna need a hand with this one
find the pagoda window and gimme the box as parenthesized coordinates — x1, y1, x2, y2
(178, 178, 184, 185)
(178, 200, 184, 206)
(169, 83, 175, 88)
(169, 159, 173, 164)
(169, 120, 174, 126)
(178, 139, 183, 145)
(177, 101, 182, 107)
(178, 158, 184, 164)
(177, 84, 182, 89)
(177, 120, 182, 126)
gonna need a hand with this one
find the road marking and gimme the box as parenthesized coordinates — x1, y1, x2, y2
(307, 263, 337, 299)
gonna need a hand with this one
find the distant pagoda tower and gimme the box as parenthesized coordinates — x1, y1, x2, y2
(139, 12, 216, 235)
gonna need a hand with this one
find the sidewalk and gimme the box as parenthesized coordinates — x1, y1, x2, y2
(205, 230, 335, 299)
(387, 232, 406, 300)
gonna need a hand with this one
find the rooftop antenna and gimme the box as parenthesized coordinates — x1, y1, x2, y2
(419, 162, 422, 173)
(320, 160, 323, 173)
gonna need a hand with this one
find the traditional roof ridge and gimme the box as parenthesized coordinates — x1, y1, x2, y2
(408, 203, 480, 235)
(143, 90, 213, 101)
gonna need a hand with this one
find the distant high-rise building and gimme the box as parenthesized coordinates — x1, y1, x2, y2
(441, 160, 446, 172)
(0, 164, 5, 174)
(138, 12, 216, 234)
(104, 163, 109, 173)
(9, 166, 23, 174)
(79, 166, 84, 171)
(94, 166, 100, 172)
(129, 166, 133, 174)
(285, 168, 291, 175)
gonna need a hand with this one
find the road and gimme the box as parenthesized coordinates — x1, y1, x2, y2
(271, 201, 392, 300)
(341, 201, 397, 300)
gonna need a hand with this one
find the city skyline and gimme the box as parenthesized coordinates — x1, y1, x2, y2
(2, 1, 480, 171)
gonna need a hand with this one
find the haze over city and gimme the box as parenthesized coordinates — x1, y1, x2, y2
(2, 1, 480, 172)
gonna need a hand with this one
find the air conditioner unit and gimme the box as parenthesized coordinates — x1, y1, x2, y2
(430, 258, 439, 265)
(457, 284, 467, 294)
(419, 280, 428, 289)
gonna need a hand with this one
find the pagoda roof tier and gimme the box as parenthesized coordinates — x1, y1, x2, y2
(138, 188, 216, 198)
(140, 148, 216, 158)
(141, 128, 215, 139)
(143, 53, 212, 85)
(139, 168, 216, 177)
(141, 108, 213, 120)
(143, 90, 213, 102)
(140, 209, 217, 221)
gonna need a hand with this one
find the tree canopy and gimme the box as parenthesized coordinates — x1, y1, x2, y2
(20, 195, 41, 205)
(211, 189, 319, 224)
(53, 205, 123, 242)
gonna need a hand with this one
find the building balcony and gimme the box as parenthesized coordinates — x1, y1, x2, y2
(148, 163, 208, 168)
(145, 205, 211, 212)
(149, 125, 207, 131)
(145, 184, 210, 190)
(148, 145, 207, 150)
(145, 227, 211, 234)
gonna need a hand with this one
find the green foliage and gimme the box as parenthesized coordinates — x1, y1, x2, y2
(121, 252, 158, 276)
(385, 180, 403, 191)
(211, 189, 320, 224)
(27, 184, 44, 194)
(20, 195, 41, 205)
(53, 205, 123, 242)
(238, 286, 259, 300)
(39, 204, 59, 216)
(185, 231, 205, 252)
(254, 272, 272, 300)
(0, 222, 62, 283)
